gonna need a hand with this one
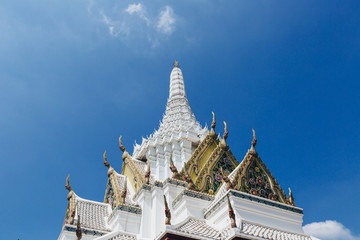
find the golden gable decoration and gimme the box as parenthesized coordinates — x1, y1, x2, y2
(228, 129, 292, 205)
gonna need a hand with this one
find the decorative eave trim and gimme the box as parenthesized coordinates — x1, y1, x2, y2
(172, 189, 214, 209)
(63, 224, 109, 237)
(165, 178, 188, 188)
(108, 204, 142, 221)
(204, 189, 303, 219)
(133, 178, 188, 202)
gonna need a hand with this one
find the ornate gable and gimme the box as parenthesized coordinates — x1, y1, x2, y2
(119, 136, 146, 192)
(229, 129, 292, 205)
(194, 145, 238, 194)
(182, 112, 219, 179)
(181, 115, 239, 195)
(184, 133, 219, 179)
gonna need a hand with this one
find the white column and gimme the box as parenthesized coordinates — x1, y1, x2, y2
(172, 142, 182, 171)
(180, 140, 192, 166)
(138, 190, 152, 238)
(164, 144, 172, 179)
(151, 187, 165, 238)
(156, 146, 165, 181)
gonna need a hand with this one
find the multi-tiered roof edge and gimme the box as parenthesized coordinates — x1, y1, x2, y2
(58, 62, 313, 240)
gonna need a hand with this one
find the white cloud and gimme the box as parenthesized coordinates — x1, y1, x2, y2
(304, 220, 360, 240)
(125, 3, 142, 14)
(125, 3, 150, 26)
(157, 6, 175, 34)
(102, 14, 129, 38)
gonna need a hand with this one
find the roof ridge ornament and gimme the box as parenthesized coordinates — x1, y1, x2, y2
(183, 163, 196, 190)
(249, 128, 257, 156)
(220, 121, 229, 149)
(169, 154, 178, 175)
(227, 194, 236, 228)
(288, 187, 295, 206)
(210, 111, 216, 135)
(221, 167, 233, 191)
(75, 215, 82, 240)
(119, 136, 126, 152)
(119, 135, 131, 160)
(65, 174, 72, 192)
(164, 195, 171, 225)
(103, 150, 114, 176)
(64, 174, 76, 225)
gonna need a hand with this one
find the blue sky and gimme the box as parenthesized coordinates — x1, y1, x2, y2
(0, 0, 359, 239)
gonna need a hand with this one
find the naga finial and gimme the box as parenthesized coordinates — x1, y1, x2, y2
(227, 194, 236, 228)
(103, 150, 110, 168)
(119, 135, 126, 152)
(164, 195, 171, 225)
(288, 187, 295, 206)
(173, 60, 179, 68)
(145, 161, 151, 184)
(120, 178, 127, 205)
(210, 111, 216, 135)
(65, 174, 72, 192)
(220, 121, 229, 148)
(76, 215, 82, 240)
(183, 163, 194, 189)
(252, 128, 257, 147)
(169, 154, 178, 174)
(250, 128, 257, 155)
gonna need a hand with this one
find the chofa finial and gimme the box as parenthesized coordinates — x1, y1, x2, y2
(227, 194, 236, 228)
(210, 111, 216, 135)
(169, 154, 178, 174)
(220, 121, 229, 148)
(103, 150, 114, 176)
(252, 128, 257, 147)
(119, 135, 126, 152)
(76, 215, 82, 240)
(164, 195, 171, 225)
(103, 150, 110, 168)
(250, 128, 257, 155)
(173, 60, 179, 68)
(65, 174, 72, 192)
(223, 121, 228, 140)
(288, 187, 295, 206)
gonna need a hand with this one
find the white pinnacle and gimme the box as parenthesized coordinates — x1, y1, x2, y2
(132, 63, 208, 181)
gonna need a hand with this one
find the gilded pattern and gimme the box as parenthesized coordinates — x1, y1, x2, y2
(122, 157, 145, 192)
(184, 134, 219, 178)
(240, 159, 277, 200)
(230, 153, 289, 205)
(194, 147, 238, 194)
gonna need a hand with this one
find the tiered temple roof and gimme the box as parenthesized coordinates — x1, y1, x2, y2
(58, 62, 312, 240)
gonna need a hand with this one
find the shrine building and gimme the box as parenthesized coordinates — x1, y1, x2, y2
(58, 62, 313, 240)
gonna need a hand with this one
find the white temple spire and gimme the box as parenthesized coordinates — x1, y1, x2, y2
(132, 61, 208, 181)
(169, 61, 186, 99)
